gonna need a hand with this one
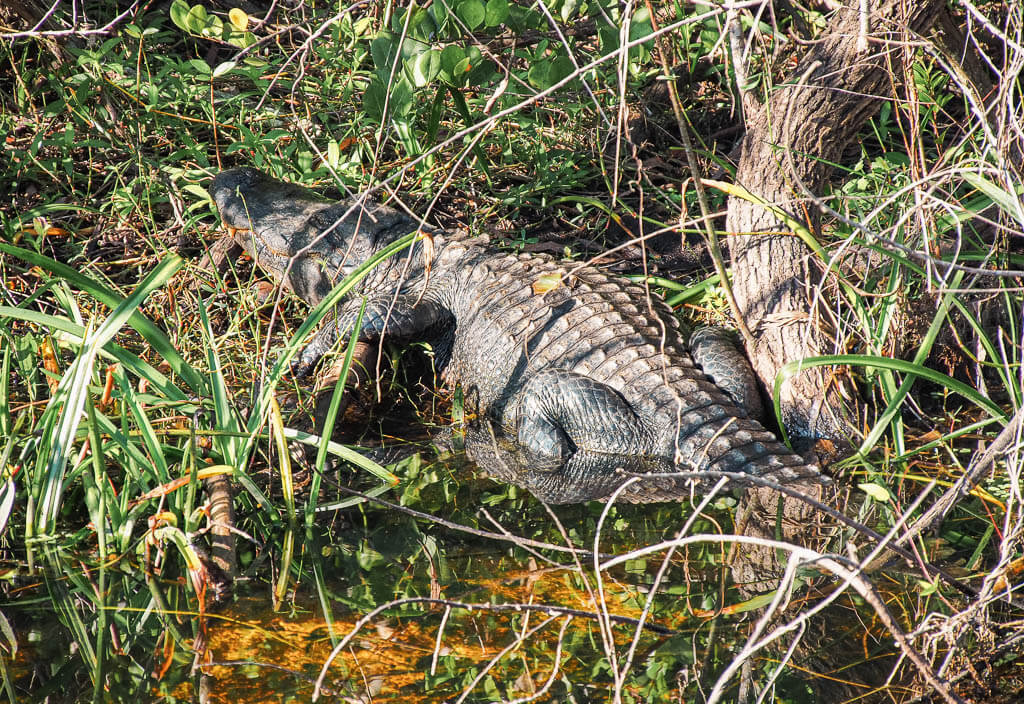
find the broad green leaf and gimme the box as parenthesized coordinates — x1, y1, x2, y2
(188, 58, 211, 75)
(457, 0, 485, 30)
(858, 482, 891, 503)
(182, 183, 210, 201)
(453, 56, 472, 83)
(547, 55, 574, 85)
(440, 45, 465, 82)
(407, 6, 438, 41)
(371, 34, 398, 70)
(528, 59, 552, 89)
(484, 0, 510, 26)
(212, 60, 236, 78)
(407, 49, 441, 88)
(201, 15, 224, 38)
(228, 7, 248, 31)
(234, 31, 256, 49)
(390, 76, 415, 118)
(184, 4, 208, 33)
(629, 6, 654, 42)
(169, 0, 191, 32)
(363, 79, 387, 121)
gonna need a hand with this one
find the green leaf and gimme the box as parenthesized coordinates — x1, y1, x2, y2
(453, 56, 472, 83)
(484, 0, 509, 27)
(327, 139, 340, 168)
(371, 34, 398, 70)
(188, 58, 211, 75)
(363, 79, 387, 121)
(201, 14, 223, 39)
(0, 479, 15, 539)
(457, 0, 486, 30)
(630, 6, 654, 41)
(169, 0, 191, 32)
(212, 60, 236, 78)
(234, 31, 256, 49)
(407, 6, 438, 41)
(547, 54, 574, 85)
(962, 171, 1024, 226)
(399, 34, 429, 61)
(228, 7, 248, 31)
(440, 45, 465, 82)
(858, 482, 892, 503)
(407, 49, 441, 88)
(184, 4, 208, 33)
(560, 0, 580, 22)
(528, 59, 552, 89)
(182, 183, 211, 201)
(353, 16, 374, 36)
(390, 76, 415, 118)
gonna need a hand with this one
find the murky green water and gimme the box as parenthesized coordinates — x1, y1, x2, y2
(1, 389, 944, 702)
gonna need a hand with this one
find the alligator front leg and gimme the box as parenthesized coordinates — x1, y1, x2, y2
(508, 369, 652, 465)
(292, 294, 450, 377)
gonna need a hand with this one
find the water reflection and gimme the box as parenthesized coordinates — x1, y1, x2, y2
(456, 420, 687, 503)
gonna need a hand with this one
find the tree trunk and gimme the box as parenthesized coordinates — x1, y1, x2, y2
(727, 0, 946, 440)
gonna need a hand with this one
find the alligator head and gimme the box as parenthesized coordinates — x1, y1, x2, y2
(209, 168, 412, 304)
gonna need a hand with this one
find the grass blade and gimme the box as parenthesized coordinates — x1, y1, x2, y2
(0, 244, 205, 394)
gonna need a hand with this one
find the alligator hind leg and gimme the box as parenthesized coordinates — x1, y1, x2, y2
(509, 369, 651, 465)
(688, 327, 766, 423)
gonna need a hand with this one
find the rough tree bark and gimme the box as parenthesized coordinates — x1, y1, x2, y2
(726, 0, 947, 441)
(726, 0, 952, 636)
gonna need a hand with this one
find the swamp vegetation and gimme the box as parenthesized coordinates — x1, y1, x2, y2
(1, 0, 1024, 701)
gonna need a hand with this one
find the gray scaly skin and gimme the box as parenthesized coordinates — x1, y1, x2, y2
(210, 168, 826, 502)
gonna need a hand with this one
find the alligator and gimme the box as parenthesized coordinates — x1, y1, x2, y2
(209, 167, 827, 503)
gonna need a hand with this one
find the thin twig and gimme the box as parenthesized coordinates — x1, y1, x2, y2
(1, 1, 139, 40)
